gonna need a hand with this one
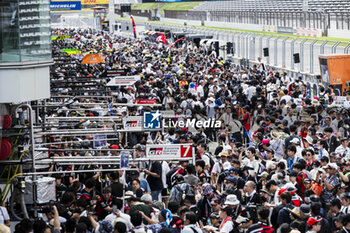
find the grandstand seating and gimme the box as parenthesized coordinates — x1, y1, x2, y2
(192, 0, 350, 13)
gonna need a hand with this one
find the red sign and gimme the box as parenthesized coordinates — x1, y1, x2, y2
(180, 145, 193, 158)
(135, 99, 157, 104)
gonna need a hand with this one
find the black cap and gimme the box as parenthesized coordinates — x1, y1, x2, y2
(210, 212, 220, 219)
(300, 204, 310, 213)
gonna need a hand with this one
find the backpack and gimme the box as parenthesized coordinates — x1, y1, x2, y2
(170, 183, 193, 204)
(166, 167, 186, 189)
(198, 152, 215, 173)
(311, 181, 323, 197)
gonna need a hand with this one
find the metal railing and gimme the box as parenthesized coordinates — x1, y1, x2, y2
(145, 22, 350, 76)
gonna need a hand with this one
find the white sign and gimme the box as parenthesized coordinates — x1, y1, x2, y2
(332, 96, 347, 106)
(106, 75, 140, 86)
(123, 116, 143, 131)
(146, 144, 193, 159)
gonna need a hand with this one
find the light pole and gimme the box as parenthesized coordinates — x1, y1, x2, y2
(109, 0, 115, 33)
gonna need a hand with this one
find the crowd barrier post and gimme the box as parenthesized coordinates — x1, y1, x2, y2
(332, 41, 341, 54)
(343, 43, 350, 54)
(237, 32, 243, 58)
(258, 34, 265, 58)
(300, 39, 308, 73)
(274, 36, 281, 66)
(290, 38, 298, 70)
(309, 40, 317, 74)
(266, 35, 273, 65)
(281, 37, 289, 68)
(320, 40, 328, 55)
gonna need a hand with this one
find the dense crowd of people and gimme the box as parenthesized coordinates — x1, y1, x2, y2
(5, 27, 350, 233)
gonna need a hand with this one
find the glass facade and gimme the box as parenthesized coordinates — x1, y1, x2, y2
(0, 0, 51, 63)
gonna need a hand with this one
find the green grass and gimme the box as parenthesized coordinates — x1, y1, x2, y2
(132, 2, 203, 13)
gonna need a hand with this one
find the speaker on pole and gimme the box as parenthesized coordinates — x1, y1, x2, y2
(263, 47, 269, 57)
(293, 53, 300, 63)
(227, 42, 233, 54)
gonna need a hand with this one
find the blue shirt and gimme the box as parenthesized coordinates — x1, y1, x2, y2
(128, 179, 151, 193)
(287, 156, 300, 171)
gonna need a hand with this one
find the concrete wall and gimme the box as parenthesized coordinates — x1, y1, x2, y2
(204, 21, 263, 31)
(0, 61, 51, 103)
(160, 17, 202, 26)
(159, 18, 265, 31)
(328, 29, 350, 39)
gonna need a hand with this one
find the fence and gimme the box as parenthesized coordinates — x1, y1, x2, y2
(165, 10, 350, 32)
(51, 14, 97, 30)
(145, 22, 350, 76)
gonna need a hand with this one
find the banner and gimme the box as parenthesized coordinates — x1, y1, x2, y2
(277, 26, 295, 34)
(106, 75, 140, 86)
(106, 69, 129, 77)
(81, 53, 106, 64)
(93, 135, 107, 148)
(146, 144, 193, 159)
(50, 1, 81, 10)
(51, 35, 70, 40)
(81, 0, 108, 4)
(62, 49, 81, 55)
(135, 99, 157, 104)
(123, 116, 143, 131)
(120, 151, 130, 169)
(130, 16, 137, 39)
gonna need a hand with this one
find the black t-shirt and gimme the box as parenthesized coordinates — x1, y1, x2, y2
(111, 182, 124, 198)
(147, 161, 163, 191)
(198, 171, 210, 183)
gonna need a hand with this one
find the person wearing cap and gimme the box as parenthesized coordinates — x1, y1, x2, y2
(169, 174, 194, 205)
(206, 206, 233, 233)
(211, 152, 229, 187)
(197, 183, 214, 225)
(223, 176, 241, 200)
(208, 212, 221, 229)
(210, 198, 222, 213)
(306, 216, 323, 233)
(318, 163, 340, 211)
(290, 137, 303, 158)
(284, 125, 301, 152)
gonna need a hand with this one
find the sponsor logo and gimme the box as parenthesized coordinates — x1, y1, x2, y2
(125, 121, 140, 128)
(143, 111, 161, 129)
(148, 147, 164, 156)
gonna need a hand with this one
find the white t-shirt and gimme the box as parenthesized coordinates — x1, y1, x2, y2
(219, 218, 233, 233)
(0, 207, 9, 224)
(162, 161, 170, 189)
